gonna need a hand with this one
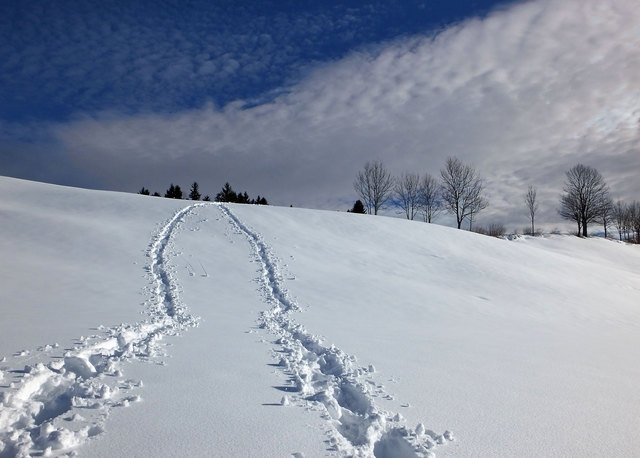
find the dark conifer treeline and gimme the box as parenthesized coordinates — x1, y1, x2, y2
(215, 182, 268, 205)
(138, 181, 267, 205)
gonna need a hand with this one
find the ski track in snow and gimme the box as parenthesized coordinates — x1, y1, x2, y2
(220, 205, 453, 457)
(0, 204, 202, 457)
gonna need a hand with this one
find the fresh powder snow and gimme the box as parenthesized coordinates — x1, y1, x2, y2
(1, 176, 639, 457)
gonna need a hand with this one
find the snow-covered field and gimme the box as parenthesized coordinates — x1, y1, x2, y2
(1, 176, 639, 457)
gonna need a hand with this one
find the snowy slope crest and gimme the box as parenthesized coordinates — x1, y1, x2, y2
(0, 204, 201, 457)
(221, 205, 453, 457)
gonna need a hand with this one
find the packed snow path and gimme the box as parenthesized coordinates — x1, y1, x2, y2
(220, 205, 453, 457)
(0, 204, 201, 457)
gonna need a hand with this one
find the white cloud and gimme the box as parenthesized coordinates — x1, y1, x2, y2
(54, 0, 640, 229)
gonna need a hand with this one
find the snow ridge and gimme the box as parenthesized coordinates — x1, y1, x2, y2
(220, 205, 452, 457)
(0, 204, 201, 457)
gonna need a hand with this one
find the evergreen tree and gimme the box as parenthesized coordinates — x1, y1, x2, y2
(139, 187, 150, 195)
(349, 200, 366, 214)
(203, 195, 211, 201)
(215, 183, 237, 202)
(189, 182, 201, 201)
(165, 184, 176, 198)
(165, 184, 183, 199)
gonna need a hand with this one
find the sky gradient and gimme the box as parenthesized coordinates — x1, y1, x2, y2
(2, 0, 639, 231)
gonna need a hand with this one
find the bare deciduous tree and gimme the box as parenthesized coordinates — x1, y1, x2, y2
(440, 157, 488, 229)
(467, 193, 489, 231)
(612, 200, 628, 241)
(395, 172, 421, 220)
(600, 197, 614, 238)
(524, 185, 538, 235)
(629, 201, 640, 244)
(558, 164, 610, 237)
(418, 173, 442, 223)
(353, 160, 394, 215)
(472, 223, 506, 238)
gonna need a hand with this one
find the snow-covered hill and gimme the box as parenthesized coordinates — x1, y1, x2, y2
(1, 176, 639, 457)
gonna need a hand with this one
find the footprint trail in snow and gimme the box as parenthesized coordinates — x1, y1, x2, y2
(1, 202, 451, 457)
(0, 204, 202, 457)
(220, 205, 453, 457)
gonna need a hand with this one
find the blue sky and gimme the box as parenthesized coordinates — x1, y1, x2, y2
(1, 0, 514, 122)
(2, 0, 639, 230)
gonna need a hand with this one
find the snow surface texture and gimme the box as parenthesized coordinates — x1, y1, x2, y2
(0, 194, 200, 456)
(0, 177, 448, 457)
(2, 176, 640, 457)
(220, 205, 452, 456)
